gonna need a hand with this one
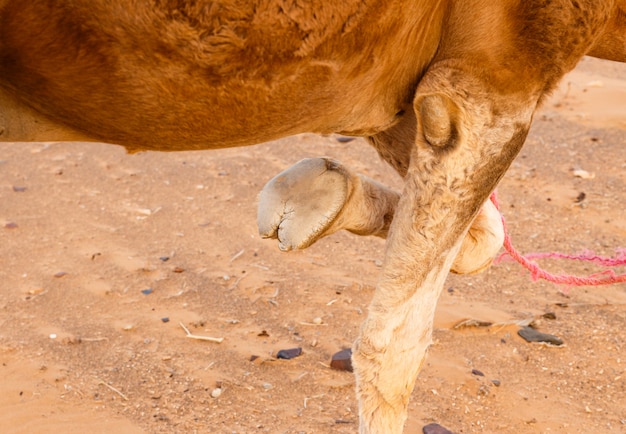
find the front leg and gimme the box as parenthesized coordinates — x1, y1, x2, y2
(257, 157, 399, 250)
(352, 64, 541, 433)
(258, 157, 504, 274)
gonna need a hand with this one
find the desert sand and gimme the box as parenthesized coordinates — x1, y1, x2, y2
(1, 56, 625, 433)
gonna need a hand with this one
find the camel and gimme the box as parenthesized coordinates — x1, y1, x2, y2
(1, 1, 624, 432)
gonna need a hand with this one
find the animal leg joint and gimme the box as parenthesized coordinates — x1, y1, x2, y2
(417, 93, 459, 149)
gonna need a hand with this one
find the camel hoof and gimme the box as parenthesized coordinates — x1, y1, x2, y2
(258, 158, 349, 251)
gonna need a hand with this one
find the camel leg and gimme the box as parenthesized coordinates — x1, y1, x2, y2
(257, 157, 398, 250)
(352, 58, 555, 432)
(258, 157, 503, 274)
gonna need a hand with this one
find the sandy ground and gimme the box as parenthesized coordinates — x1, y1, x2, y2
(1, 57, 625, 434)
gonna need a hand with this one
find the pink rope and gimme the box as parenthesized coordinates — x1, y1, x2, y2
(489, 191, 626, 286)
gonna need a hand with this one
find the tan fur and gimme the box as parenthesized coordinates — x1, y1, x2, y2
(1, 1, 623, 432)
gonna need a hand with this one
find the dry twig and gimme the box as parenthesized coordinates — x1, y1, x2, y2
(96, 378, 128, 401)
(179, 322, 224, 343)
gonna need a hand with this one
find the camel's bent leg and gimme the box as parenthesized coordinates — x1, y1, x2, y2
(258, 157, 503, 274)
(258, 157, 398, 250)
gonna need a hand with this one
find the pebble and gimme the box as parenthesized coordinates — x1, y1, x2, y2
(141, 288, 153, 295)
(262, 383, 273, 390)
(471, 369, 485, 377)
(312, 317, 323, 325)
(276, 347, 302, 360)
(336, 136, 355, 143)
(518, 326, 564, 346)
(422, 422, 455, 434)
(572, 169, 595, 179)
(330, 348, 353, 372)
(161, 317, 170, 323)
(210, 388, 222, 398)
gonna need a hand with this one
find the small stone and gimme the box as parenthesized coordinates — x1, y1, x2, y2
(330, 348, 353, 372)
(159, 256, 170, 262)
(210, 388, 222, 398)
(471, 369, 485, 377)
(586, 80, 604, 88)
(312, 317, 323, 325)
(518, 326, 564, 346)
(161, 317, 170, 323)
(173, 267, 185, 273)
(276, 347, 302, 360)
(491, 379, 501, 387)
(53, 271, 67, 278)
(141, 288, 153, 295)
(262, 383, 272, 390)
(572, 169, 595, 179)
(336, 136, 355, 143)
(12, 186, 27, 192)
(542, 312, 557, 320)
(422, 422, 455, 434)
(4, 222, 18, 229)
(49, 333, 57, 339)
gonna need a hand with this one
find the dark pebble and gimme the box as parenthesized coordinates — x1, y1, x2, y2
(518, 326, 564, 346)
(330, 348, 353, 372)
(491, 379, 501, 387)
(4, 222, 18, 229)
(423, 422, 455, 434)
(336, 136, 356, 143)
(159, 256, 170, 262)
(161, 317, 170, 323)
(542, 312, 557, 320)
(54, 271, 67, 278)
(471, 369, 485, 377)
(12, 186, 27, 192)
(276, 347, 302, 360)
(141, 288, 153, 295)
(173, 267, 185, 273)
